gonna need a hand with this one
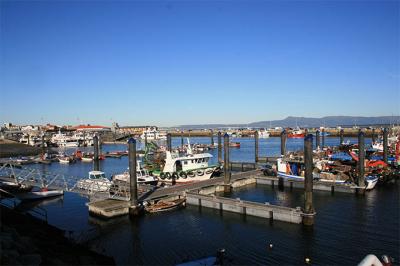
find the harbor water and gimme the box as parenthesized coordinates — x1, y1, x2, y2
(16, 137, 400, 265)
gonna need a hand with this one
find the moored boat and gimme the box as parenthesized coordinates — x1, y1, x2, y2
(76, 171, 112, 192)
(229, 142, 240, 148)
(15, 187, 64, 201)
(144, 198, 186, 213)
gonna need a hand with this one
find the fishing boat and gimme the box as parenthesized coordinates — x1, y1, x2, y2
(229, 142, 240, 148)
(144, 198, 186, 213)
(51, 130, 79, 147)
(288, 128, 305, 138)
(154, 141, 217, 183)
(258, 130, 270, 138)
(15, 187, 64, 201)
(76, 171, 112, 192)
(58, 156, 72, 164)
(276, 158, 348, 184)
(365, 175, 379, 190)
(81, 155, 93, 162)
(113, 163, 158, 185)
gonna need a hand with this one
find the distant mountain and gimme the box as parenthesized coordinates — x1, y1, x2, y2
(177, 116, 400, 129)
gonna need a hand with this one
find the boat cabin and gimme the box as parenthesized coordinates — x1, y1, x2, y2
(88, 171, 106, 179)
(163, 151, 212, 173)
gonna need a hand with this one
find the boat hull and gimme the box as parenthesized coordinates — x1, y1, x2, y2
(16, 189, 64, 200)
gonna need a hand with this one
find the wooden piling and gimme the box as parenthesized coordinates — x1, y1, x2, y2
(321, 128, 325, 148)
(358, 130, 365, 186)
(218, 131, 222, 164)
(210, 129, 214, 145)
(340, 129, 344, 145)
(255, 130, 259, 163)
(316, 130, 320, 149)
(303, 134, 315, 226)
(223, 133, 231, 193)
(167, 133, 172, 152)
(128, 138, 140, 216)
(93, 135, 100, 171)
(181, 131, 184, 148)
(371, 128, 376, 143)
(280, 130, 287, 156)
(383, 128, 388, 164)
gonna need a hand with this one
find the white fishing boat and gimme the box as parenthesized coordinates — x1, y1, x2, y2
(258, 130, 270, 138)
(113, 162, 158, 185)
(15, 187, 64, 201)
(58, 156, 71, 164)
(157, 141, 217, 183)
(365, 176, 378, 190)
(81, 156, 93, 162)
(19, 134, 43, 147)
(76, 171, 112, 192)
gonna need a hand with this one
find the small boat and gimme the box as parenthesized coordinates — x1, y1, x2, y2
(365, 175, 378, 190)
(81, 156, 93, 162)
(76, 171, 112, 192)
(288, 128, 305, 138)
(145, 198, 186, 213)
(229, 142, 240, 148)
(15, 187, 64, 201)
(113, 163, 158, 186)
(58, 157, 71, 164)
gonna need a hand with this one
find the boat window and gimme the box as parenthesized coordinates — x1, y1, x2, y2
(184, 161, 188, 165)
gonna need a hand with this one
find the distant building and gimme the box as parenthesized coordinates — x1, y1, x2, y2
(73, 125, 111, 132)
(117, 126, 157, 135)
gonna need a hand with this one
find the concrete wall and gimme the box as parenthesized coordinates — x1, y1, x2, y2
(186, 193, 302, 224)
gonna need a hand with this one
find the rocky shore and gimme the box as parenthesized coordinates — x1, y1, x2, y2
(0, 139, 41, 158)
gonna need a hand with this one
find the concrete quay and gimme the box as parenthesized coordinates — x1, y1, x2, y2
(185, 192, 303, 224)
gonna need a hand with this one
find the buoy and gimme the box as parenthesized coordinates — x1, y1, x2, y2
(305, 257, 311, 264)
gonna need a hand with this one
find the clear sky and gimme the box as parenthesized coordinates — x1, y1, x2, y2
(1, 0, 399, 127)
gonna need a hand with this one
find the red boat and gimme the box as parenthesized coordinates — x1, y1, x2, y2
(288, 129, 305, 138)
(229, 142, 240, 148)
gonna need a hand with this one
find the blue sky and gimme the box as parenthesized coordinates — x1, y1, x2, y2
(1, 0, 399, 126)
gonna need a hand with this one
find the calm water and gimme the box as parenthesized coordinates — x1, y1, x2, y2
(17, 137, 400, 265)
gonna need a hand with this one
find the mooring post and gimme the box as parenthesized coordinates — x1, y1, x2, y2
(371, 128, 376, 144)
(303, 134, 315, 226)
(180, 131, 184, 148)
(358, 130, 365, 187)
(98, 134, 102, 157)
(93, 135, 100, 171)
(167, 133, 172, 152)
(316, 130, 320, 150)
(339, 129, 344, 145)
(218, 131, 222, 164)
(383, 128, 388, 164)
(223, 133, 231, 193)
(255, 130, 259, 163)
(128, 138, 140, 216)
(41, 134, 45, 158)
(210, 129, 214, 145)
(144, 132, 148, 146)
(280, 130, 287, 156)
(321, 128, 325, 149)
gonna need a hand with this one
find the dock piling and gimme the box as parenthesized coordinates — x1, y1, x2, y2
(383, 128, 388, 164)
(181, 131, 184, 148)
(128, 138, 140, 216)
(303, 134, 315, 226)
(372, 128, 376, 143)
(218, 132, 222, 164)
(223, 133, 231, 193)
(339, 129, 344, 145)
(41, 134, 45, 156)
(167, 133, 172, 152)
(93, 135, 100, 171)
(255, 130, 259, 163)
(358, 130, 365, 187)
(280, 130, 287, 156)
(321, 128, 325, 148)
(144, 132, 148, 146)
(210, 129, 214, 145)
(315, 130, 320, 150)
